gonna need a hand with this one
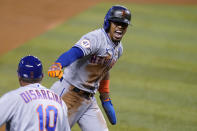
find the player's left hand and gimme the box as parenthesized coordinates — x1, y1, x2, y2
(101, 98, 117, 125)
(48, 63, 63, 79)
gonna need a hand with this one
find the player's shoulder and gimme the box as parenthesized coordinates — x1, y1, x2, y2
(87, 28, 102, 34)
(83, 28, 104, 39)
(0, 88, 21, 102)
(12, 83, 47, 96)
(118, 42, 123, 50)
(78, 28, 104, 47)
(116, 42, 123, 58)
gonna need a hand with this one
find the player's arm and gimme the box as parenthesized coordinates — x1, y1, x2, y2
(48, 47, 84, 79)
(99, 72, 117, 125)
(0, 93, 17, 126)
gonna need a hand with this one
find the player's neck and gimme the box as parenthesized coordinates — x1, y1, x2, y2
(19, 81, 30, 87)
(19, 80, 38, 87)
(107, 33, 120, 46)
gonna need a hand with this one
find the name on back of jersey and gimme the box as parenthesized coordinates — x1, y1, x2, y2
(20, 89, 62, 106)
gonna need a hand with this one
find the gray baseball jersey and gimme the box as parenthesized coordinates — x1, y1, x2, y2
(62, 28, 123, 94)
(51, 28, 123, 131)
(0, 83, 70, 131)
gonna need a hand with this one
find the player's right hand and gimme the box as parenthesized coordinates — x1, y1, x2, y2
(48, 63, 63, 79)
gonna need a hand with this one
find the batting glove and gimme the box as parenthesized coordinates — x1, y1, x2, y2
(48, 63, 63, 79)
(102, 98, 117, 125)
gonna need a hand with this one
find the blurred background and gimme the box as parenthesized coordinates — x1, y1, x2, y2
(0, 0, 197, 130)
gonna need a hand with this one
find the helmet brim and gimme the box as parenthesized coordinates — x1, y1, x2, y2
(109, 18, 130, 25)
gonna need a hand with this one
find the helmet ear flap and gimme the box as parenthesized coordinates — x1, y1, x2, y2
(104, 19, 110, 32)
(103, 8, 112, 32)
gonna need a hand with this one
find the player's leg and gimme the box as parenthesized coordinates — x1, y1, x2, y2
(50, 80, 64, 95)
(65, 96, 92, 128)
(78, 97, 108, 131)
(50, 79, 71, 97)
(59, 81, 93, 128)
(0, 124, 5, 131)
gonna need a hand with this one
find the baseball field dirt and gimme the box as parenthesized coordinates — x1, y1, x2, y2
(0, 0, 196, 130)
(0, 0, 196, 56)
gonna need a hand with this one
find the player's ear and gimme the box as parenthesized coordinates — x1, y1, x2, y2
(39, 73, 44, 83)
(18, 76, 23, 85)
(17, 75, 20, 80)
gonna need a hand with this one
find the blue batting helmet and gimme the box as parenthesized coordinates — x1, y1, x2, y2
(17, 55, 43, 79)
(103, 5, 131, 32)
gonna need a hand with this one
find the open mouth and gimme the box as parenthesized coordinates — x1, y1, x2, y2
(114, 30, 123, 39)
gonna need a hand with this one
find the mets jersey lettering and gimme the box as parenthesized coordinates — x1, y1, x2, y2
(63, 28, 123, 93)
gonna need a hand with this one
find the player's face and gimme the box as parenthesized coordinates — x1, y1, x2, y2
(108, 21, 128, 43)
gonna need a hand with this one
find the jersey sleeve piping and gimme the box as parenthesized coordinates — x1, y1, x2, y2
(74, 45, 86, 56)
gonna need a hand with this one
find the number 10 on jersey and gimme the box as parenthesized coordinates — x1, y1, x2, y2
(37, 105, 58, 131)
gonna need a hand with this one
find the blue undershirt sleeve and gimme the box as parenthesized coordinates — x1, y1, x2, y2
(55, 47, 84, 67)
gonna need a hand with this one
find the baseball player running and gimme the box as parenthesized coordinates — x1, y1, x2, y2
(0, 55, 70, 131)
(48, 5, 131, 131)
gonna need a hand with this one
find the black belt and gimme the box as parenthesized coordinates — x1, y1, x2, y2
(60, 77, 94, 98)
(72, 87, 94, 98)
